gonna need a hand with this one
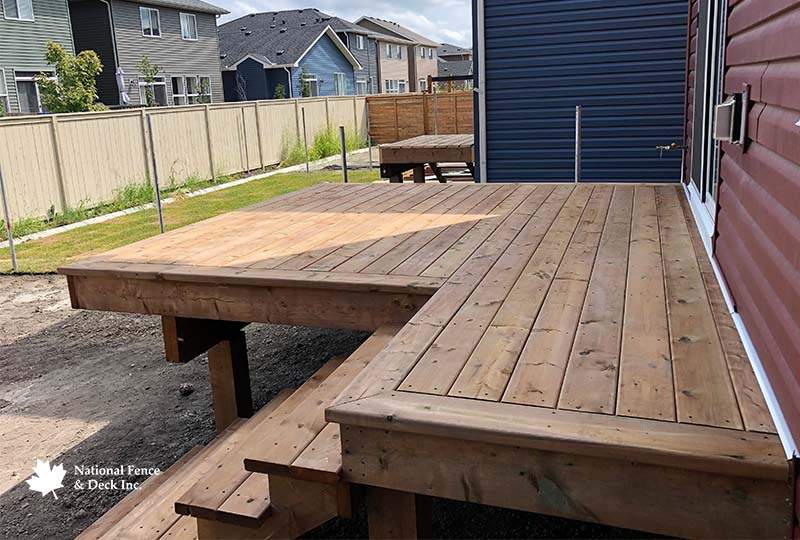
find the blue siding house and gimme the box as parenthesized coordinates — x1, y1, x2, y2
(473, 0, 688, 183)
(220, 10, 361, 101)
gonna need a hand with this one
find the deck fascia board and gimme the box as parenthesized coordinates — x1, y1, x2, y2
(326, 391, 788, 481)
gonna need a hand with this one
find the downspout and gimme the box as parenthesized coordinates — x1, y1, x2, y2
(283, 67, 293, 98)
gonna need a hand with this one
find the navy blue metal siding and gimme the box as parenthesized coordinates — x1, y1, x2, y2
(292, 34, 356, 97)
(482, 0, 688, 182)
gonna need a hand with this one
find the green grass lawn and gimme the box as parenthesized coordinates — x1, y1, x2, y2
(0, 169, 379, 274)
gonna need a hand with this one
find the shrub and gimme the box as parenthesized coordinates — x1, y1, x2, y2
(36, 42, 104, 113)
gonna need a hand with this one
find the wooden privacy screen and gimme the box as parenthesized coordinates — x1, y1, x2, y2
(366, 92, 473, 144)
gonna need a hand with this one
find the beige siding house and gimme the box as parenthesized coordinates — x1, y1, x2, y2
(356, 16, 439, 93)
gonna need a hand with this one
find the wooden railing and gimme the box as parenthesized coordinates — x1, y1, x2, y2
(366, 92, 473, 144)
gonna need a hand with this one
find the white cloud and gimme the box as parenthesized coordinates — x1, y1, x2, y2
(217, 0, 472, 46)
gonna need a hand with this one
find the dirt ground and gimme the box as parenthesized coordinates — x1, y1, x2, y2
(0, 274, 649, 539)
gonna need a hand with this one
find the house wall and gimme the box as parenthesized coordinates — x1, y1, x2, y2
(714, 0, 800, 449)
(410, 45, 437, 92)
(341, 32, 378, 94)
(292, 34, 356, 97)
(377, 40, 409, 92)
(69, 0, 119, 106)
(0, 0, 75, 113)
(109, 0, 223, 105)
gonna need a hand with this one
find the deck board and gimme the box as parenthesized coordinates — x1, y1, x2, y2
(60, 181, 786, 538)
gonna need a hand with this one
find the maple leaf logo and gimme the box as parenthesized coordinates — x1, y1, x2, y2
(25, 459, 66, 499)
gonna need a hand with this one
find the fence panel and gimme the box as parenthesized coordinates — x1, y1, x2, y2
(0, 95, 369, 221)
(366, 92, 474, 144)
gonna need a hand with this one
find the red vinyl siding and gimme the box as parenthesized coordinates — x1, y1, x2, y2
(716, 0, 800, 449)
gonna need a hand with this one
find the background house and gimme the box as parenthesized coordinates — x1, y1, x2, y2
(437, 43, 473, 90)
(0, 0, 75, 114)
(438, 43, 472, 62)
(219, 11, 361, 101)
(68, 0, 228, 107)
(356, 16, 438, 93)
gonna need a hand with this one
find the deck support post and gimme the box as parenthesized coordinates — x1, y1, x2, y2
(413, 165, 426, 183)
(367, 487, 431, 539)
(207, 329, 252, 432)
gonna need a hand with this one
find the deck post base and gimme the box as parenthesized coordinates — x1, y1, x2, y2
(208, 329, 252, 431)
(367, 486, 431, 539)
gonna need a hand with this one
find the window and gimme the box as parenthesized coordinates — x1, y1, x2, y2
(3, 0, 33, 20)
(356, 35, 365, 50)
(171, 76, 185, 105)
(428, 48, 433, 59)
(398, 80, 407, 93)
(419, 78, 427, 92)
(356, 79, 368, 95)
(0, 69, 8, 113)
(385, 43, 392, 59)
(185, 75, 198, 103)
(301, 73, 319, 97)
(140, 7, 160, 37)
(384, 79, 404, 94)
(420, 47, 426, 59)
(180, 13, 198, 40)
(333, 72, 347, 96)
(396, 45, 403, 60)
(14, 71, 48, 113)
(139, 76, 167, 106)
(199, 76, 211, 102)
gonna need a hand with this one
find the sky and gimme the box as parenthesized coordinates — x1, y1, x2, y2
(216, 0, 473, 47)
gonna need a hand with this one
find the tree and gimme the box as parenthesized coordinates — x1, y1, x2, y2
(273, 83, 286, 100)
(35, 42, 104, 113)
(137, 56, 161, 107)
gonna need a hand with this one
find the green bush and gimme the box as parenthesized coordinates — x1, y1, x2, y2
(280, 127, 368, 167)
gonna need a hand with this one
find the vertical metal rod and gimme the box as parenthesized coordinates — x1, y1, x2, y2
(339, 125, 349, 183)
(0, 166, 18, 272)
(301, 107, 310, 173)
(145, 114, 166, 234)
(574, 105, 582, 183)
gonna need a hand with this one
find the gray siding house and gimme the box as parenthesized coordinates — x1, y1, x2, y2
(68, 0, 227, 107)
(0, 0, 75, 114)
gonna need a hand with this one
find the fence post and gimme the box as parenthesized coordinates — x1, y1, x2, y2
(49, 116, 68, 212)
(366, 100, 373, 170)
(294, 99, 301, 141)
(204, 104, 216, 180)
(325, 97, 331, 129)
(140, 109, 153, 182)
(0, 166, 18, 273)
(453, 95, 459, 133)
(394, 97, 399, 141)
(254, 101, 264, 169)
(301, 107, 310, 173)
(145, 114, 166, 234)
(352, 95, 358, 134)
(433, 92, 439, 135)
(240, 105, 250, 172)
(339, 126, 348, 184)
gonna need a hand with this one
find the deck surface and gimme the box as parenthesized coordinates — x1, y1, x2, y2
(379, 134, 474, 164)
(60, 182, 787, 536)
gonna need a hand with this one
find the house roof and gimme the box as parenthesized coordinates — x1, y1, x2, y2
(128, 0, 228, 15)
(219, 10, 362, 70)
(355, 16, 439, 47)
(437, 58, 473, 77)
(438, 43, 472, 57)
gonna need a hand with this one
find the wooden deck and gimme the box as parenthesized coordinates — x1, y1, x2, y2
(59, 182, 791, 538)
(379, 134, 474, 182)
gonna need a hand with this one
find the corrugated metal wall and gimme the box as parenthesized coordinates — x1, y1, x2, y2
(481, 0, 688, 182)
(715, 0, 800, 449)
(683, 0, 701, 181)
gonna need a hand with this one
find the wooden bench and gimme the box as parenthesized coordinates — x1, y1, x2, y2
(79, 325, 399, 539)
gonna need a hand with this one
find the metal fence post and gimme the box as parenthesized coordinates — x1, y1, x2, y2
(339, 126, 349, 183)
(145, 114, 166, 234)
(301, 107, 310, 173)
(574, 105, 582, 183)
(0, 166, 18, 272)
(203, 104, 216, 180)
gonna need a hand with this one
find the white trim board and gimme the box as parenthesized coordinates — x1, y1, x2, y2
(476, 0, 487, 183)
(683, 183, 798, 459)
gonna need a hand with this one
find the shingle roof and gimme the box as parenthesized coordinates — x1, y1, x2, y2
(219, 9, 361, 69)
(134, 0, 228, 15)
(437, 59, 473, 78)
(356, 16, 439, 47)
(438, 43, 472, 58)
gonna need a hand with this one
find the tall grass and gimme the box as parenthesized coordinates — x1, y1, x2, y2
(281, 127, 367, 167)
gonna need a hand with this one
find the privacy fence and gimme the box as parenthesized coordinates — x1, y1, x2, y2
(366, 92, 473, 144)
(0, 96, 367, 220)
